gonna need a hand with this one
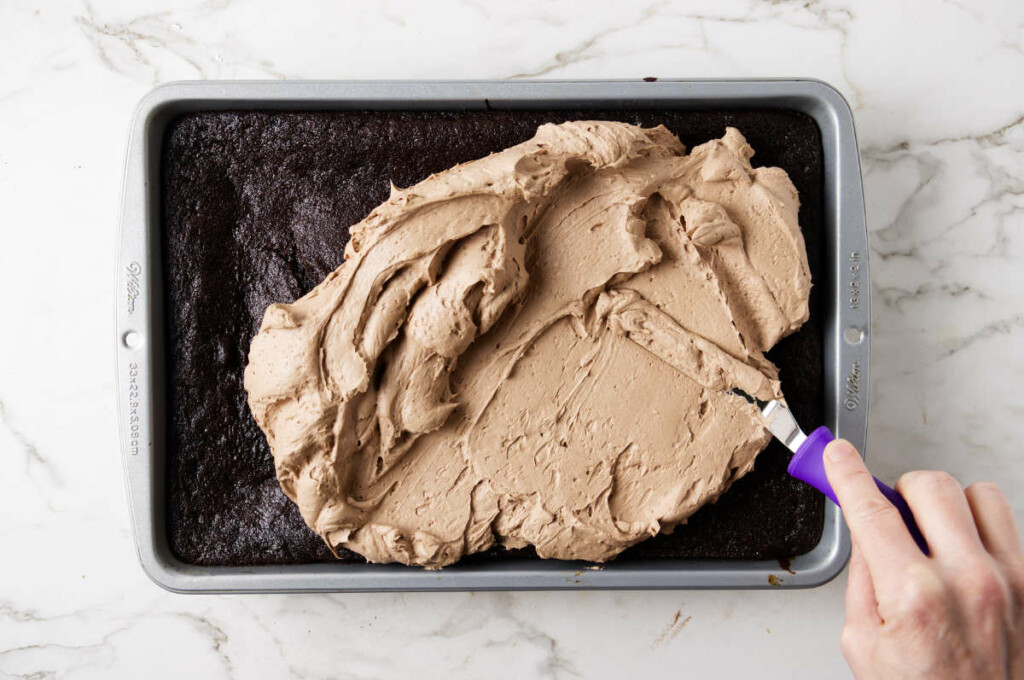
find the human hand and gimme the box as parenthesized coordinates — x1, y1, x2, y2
(824, 439, 1024, 679)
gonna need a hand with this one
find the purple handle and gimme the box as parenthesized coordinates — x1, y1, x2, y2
(787, 426, 929, 554)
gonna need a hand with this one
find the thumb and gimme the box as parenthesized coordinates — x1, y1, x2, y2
(824, 439, 924, 579)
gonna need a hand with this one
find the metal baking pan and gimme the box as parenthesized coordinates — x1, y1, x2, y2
(116, 79, 868, 592)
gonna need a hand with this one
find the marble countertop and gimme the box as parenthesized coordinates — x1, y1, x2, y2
(1, 0, 1021, 677)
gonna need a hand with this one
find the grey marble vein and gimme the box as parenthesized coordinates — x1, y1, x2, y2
(0, 399, 62, 487)
(863, 110, 1023, 279)
(74, 0, 286, 83)
(935, 314, 1024, 362)
(865, 152, 942, 252)
(507, 0, 864, 107)
(2, 669, 57, 680)
(0, 86, 30, 106)
(875, 282, 990, 312)
(75, 0, 206, 81)
(426, 593, 580, 678)
(865, 112, 1024, 153)
(509, 4, 662, 79)
(176, 613, 235, 679)
(939, 0, 985, 21)
(0, 601, 45, 624)
(224, 601, 306, 680)
(459, 0, 493, 20)
(0, 627, 126, 679)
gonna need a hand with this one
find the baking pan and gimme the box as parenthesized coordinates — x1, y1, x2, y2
(116, 79, 869, 592)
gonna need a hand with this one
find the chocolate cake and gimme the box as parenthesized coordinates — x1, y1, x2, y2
(162, 108, 825, 567)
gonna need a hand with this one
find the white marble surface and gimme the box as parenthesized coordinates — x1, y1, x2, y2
(1, 0, 1022, 677)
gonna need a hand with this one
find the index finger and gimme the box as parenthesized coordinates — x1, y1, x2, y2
(824, 439, 927, 593)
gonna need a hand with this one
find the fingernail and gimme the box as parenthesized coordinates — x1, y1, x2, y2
(826, 439, 855, 463)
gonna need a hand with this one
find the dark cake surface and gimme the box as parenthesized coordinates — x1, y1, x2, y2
(162, 108, 825, 567)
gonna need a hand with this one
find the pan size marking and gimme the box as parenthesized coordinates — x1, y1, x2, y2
(125, 261, 142, 316)
(127, 361, 140, 455)
(847, 251, 861, 311)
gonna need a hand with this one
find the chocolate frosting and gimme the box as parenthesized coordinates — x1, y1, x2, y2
(244, 122, 810, 568)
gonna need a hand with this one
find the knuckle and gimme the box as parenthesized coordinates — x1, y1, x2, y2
(850, 496, 899, 526)
(965, 480, 1002, 498)
(1010, 570, 1024, 621)
(962, 564, 1012, 614)
(902, 470, 960, 494)
(831, 463, 870, 490)
(894, 567, 948, 625)
(958, 561, 1015, 614)
(839, 625, 864, 658)
(1007, 559, 1024, 595)
(842, 465, 873, 484)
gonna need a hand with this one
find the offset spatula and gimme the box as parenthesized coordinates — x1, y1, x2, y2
(744, 394, 929, 554)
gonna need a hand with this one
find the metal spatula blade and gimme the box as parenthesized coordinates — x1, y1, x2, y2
(731, 390, 929, 554)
